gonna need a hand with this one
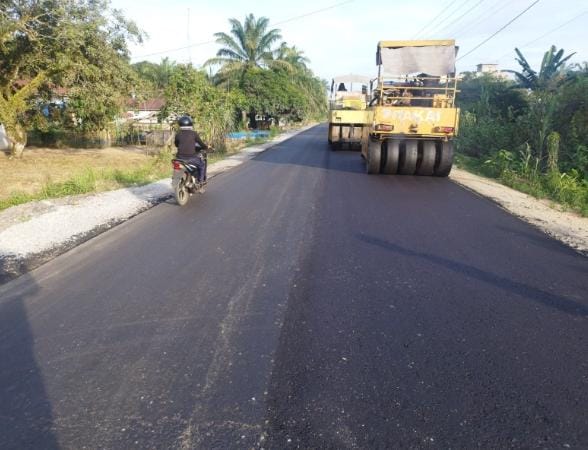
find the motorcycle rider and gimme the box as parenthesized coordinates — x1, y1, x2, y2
(174, 115, 209, 193)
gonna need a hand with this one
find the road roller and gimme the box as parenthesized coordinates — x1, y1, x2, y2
(361, 40, 460, 176)
(328, 74, 371, 150)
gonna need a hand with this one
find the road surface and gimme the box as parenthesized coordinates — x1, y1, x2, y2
(1, 124, 587, 449)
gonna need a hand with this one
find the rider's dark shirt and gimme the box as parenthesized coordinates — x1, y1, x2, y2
(174, 128, 208, 159)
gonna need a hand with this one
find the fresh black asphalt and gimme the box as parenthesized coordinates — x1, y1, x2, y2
(1, 124, 587, 449)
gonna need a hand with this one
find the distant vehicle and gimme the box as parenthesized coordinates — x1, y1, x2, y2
(361, 40, 460, 176)
(327, 74, 371, 150)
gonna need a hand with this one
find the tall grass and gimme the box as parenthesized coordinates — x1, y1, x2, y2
(455, 152, 588, 216)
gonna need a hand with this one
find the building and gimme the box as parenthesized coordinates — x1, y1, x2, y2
(476, 63, 499, 74)
(475, 63, 511, 80)
(125, 98, 166, 125)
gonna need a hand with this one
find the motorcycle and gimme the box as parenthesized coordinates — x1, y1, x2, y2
(171, 151, 208, 206)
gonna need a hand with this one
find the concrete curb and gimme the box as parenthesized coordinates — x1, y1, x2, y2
(0, 124, 318, 284)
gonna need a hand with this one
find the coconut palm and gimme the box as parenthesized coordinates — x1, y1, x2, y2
(206, 14, 283, 75)
(133, 57, 176, 89)
(510, 46, 576, 90)
(274, 42, 310, 72)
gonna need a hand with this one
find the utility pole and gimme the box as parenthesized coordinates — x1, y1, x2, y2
(187, 8, 192, 64)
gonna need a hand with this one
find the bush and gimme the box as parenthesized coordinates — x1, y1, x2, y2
(455, 66, 588, 216)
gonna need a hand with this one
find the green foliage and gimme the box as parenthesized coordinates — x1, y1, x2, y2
(238, 67, 326, 124)
(458, 73, 527, 117)
(0, 0, 143, 153)
(133, 58, 176, 90)
(0, 151, 173, 211)
(551, 75, 588, 176)
(240, 68, 303, 121)
(509, 46, 575, 90)
(162, 64, 242, 149)
(206, 13, 283, 80)
(456, 48, 588, 215)
(205, 14, 326, 125)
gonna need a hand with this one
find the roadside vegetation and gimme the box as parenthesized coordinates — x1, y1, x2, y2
(456, 46, 588, 216)
(0, 1, 327, 208)
(0, 148, 174, 210)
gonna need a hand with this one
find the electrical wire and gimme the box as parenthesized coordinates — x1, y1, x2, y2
(273, 0, 355, 26)
(496, 9, 588, 61)
(131, 0, 356, 60)
(422, 0, 471, 38)
(412, 0, 458, 39)
(431, 0, 485, 38)
(454, 0, 511, 39)
(456, 0, 541, 61)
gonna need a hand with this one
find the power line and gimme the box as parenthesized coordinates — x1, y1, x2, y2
(456, 0, 541, 62)
(522, 10, 587, 48)
(132, 0, 356, 60)
(497, 8, 588, 61)
(431, 0, 485, 38)
(273, 0, 355, 26)
(454, 0, 511, 39)
(420, 0, 471, 37)
(132, 40, 214, 60)
(412, 0, 458, 39)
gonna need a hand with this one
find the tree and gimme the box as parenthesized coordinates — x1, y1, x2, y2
(509, 45, 576, 90)
(274, 43, 310, 72)
(133, 58, 177, 90)
(162, 64, 243, 148)
(205, 14, 283, 82)
(0, 0, 142, 156)
(239, 67, 327, 127)
(203, 13, 326, 128)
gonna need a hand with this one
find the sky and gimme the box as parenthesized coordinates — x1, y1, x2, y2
(110, 0, 588, 79)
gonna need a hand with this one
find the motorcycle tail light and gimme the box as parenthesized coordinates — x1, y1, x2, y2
(172, 161, 182, 170)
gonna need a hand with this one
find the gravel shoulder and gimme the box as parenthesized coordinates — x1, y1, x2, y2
(450, 167, 588, 255)
(0, 125, 316, 283)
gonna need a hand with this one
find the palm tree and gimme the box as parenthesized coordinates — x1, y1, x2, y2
(205, 14, 282, 76)
(274, 42, 310, 72)
(133, 57, 176, 90)
(510, 45, 576, 90)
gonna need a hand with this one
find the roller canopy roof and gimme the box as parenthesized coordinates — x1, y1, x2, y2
(376, 40, 458, 76)
(332, 74, 371, 84)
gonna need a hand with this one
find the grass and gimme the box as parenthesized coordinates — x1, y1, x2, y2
(0, 125, 289, 211)
(455, 153, 588, 217)
(0, 149, 173, 211)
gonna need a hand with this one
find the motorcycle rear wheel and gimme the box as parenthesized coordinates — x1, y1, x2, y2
(175, 177, 189, 206)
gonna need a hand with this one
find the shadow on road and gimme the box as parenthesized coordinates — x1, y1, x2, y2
(0, 271, 59, 449)
(253, 126, 366, 175)
(357, 233, 588, 317)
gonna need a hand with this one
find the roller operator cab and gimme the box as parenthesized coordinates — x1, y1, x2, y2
(328, 74, 371, 150)
(362, 40, 460, 176)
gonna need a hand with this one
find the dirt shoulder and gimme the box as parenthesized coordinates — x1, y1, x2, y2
(450, 168, 588, 255)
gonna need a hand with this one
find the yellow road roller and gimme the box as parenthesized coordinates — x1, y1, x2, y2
(328, 74, 371, 150)
(361, 40, 460, 176)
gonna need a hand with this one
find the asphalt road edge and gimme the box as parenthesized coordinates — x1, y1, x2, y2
(450, 167, 588, 256)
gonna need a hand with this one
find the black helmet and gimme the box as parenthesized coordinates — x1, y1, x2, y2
(178, 115, 193, 127)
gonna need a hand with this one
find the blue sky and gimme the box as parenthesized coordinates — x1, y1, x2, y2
(111, 0, 587, 79)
